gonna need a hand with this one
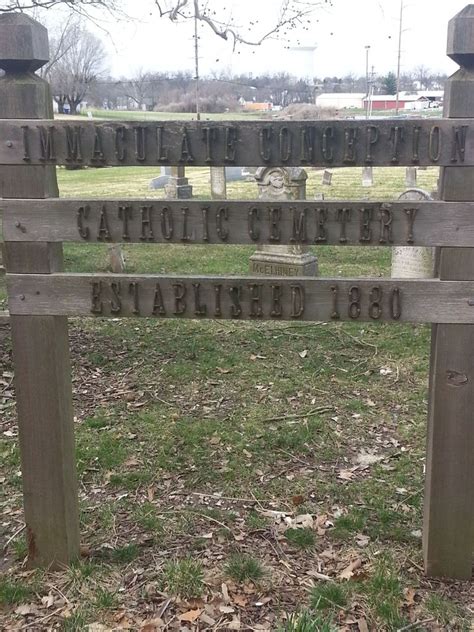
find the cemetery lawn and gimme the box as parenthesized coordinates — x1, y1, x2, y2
(1, 167, 473, 631)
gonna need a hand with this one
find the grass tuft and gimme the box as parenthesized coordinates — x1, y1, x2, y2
(280, 610, 337, 632)
(162, 558, 204, 599)
(93, 587, 119, 610)
(0, 578, 33, 605)
(285, 528, 316, 550)
(311, 583, 348, 611)
(110, 543, 140, 564)
(225, 553, 265, 583)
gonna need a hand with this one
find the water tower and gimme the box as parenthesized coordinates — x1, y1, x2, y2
(288, 45, 317, 80)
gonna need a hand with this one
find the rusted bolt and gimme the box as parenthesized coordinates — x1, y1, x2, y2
(14, 221, 26, 233)
(469, 300, 474, 306)
(19, 294, 25, 301)
(6, 141, 13, 148)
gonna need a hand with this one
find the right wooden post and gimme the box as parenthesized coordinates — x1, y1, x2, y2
(423, 6, 474, 579)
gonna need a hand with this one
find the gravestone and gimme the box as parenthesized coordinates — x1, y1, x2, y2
(391, 188, 434, 278)
(249, 167, 318, 276)
(322, 169, 332, 186)
(210, 167, 227, 199)
(108, 244, 125, 273)
(164, 166, 193, 199)
(406, 167, 417, 187)
(150, 166, 172, 190)
(362, 166, 374, 187)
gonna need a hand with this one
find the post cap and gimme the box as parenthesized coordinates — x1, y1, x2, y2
(448, 5, 474, 67)
(0, 13, 49, 72)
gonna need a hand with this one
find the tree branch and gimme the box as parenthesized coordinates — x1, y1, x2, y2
(155, 0, 330, 50)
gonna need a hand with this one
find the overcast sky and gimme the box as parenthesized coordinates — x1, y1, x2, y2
(53, 0, 469, 79)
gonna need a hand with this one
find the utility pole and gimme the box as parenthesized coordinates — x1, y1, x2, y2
(194, 10, 201, 121)
(365, 45, 371, 119)
(395, 0, 404, 115)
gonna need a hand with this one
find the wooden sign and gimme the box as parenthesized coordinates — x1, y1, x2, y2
(7, 273, 474, 323)
(3, 199, 474, 247)
(0, 118, 471, 167)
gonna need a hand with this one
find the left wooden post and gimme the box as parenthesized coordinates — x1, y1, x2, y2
(0, 14, 80, 568)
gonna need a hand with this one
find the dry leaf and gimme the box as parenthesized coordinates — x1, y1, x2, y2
(355, 534, 370, 548)
(232, 594, 248, 607)
(14, 604, 37, 616)
(220, 605, 236, 614)
(338, 469, 356, 481)
(222, 582, 230, 603)
(404, 587, 418, 606)
(200, 613, 217, 626)
(339, 558, 362, 580)
(298, 349, 309, 358)
(41, 594, 55, 608)
(178, 609, 202, 623)
(292, 494, 305, 507)
(355, 452, 384, 467)
(358, 619, 369, 632)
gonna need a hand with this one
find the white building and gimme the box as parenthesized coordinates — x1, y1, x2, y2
(316, 93, 366, 109)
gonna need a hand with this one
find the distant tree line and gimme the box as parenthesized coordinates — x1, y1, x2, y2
(43, 21, 448, 115)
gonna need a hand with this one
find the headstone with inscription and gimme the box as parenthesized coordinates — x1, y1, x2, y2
(210, 167, 227, 199)
(322, 170, 333, 186)
(249, 167, 318, 277)
(391, 188, 434, 278)
(406, 167, 417, 187)
(362, 166, 374, 187)
(164, 166, 193, 199)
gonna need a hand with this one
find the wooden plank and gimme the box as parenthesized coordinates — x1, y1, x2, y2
(423, 5, 474, 580)
(0, 118, 473, 167)
(0, 14, 80, 569)
(6, 273, 474, 324)
(4, 199, 474, 247)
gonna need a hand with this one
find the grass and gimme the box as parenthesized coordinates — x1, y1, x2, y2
(225, 553, 265, 583)
(0, 579, 33, 606)
(110, 543, 140, 564)
(162, 558, 204, 598)
(311, 584, 348, 611)
(285, 527, 316, 549)
(1, 157, 472, 629)
(281, 611, 337, 632)
(77, 109, 269, 122)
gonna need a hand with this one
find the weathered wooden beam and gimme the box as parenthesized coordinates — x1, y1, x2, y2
(423, 5, 474, 580)
(0, 13, 80, 569)
(4, 199, 474, 247)
(6, 273, 474, 324)
(0, 310, 9, 324)
(0, 118, 473, 167)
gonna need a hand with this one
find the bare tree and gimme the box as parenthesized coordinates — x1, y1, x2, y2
(40, 15, 76, 79)
(413, 65, 432, 91)
(47, 23, 107, 113)
(0, 0, 120, 16)
(155, 0, 332, 48)
(121, 69, 154, 110)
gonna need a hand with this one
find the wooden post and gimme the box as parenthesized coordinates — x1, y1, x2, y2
(423, 6, 474, 579)
(0, 15, 79, 568)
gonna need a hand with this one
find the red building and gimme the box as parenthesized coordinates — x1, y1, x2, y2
(363, 95, 407, 110)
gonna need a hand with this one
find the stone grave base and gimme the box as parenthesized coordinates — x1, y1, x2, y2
(250, 248, 318, 277)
